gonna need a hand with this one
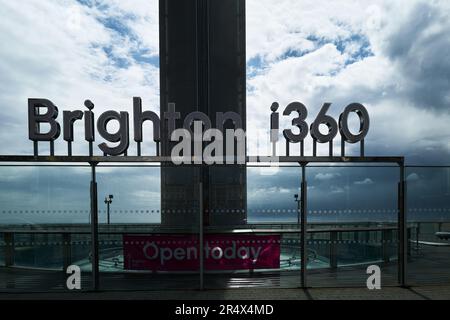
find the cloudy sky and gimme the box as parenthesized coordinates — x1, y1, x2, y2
(0, 0, 449, 224)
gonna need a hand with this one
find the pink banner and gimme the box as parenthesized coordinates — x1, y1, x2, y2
(123, 234, 280, 271)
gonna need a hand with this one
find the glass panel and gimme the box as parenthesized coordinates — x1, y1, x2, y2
(307, 166, 399, 287)
(247, 166, 301, 224)
(204, 233, 294, 289)
(14, 234, 63, 268)
(0, 166, 91, 292)
(204, 165, 301, 289)
(96, 166, 161, 225)
(308, 229, 398, 286)
(406, 167, 450, 285)
(96, 165, 200, 290)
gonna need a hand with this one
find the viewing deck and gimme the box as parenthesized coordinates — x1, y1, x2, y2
(1, 222, 449, 293)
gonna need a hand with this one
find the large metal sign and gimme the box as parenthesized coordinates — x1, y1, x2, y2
(27, 98, 370, 160)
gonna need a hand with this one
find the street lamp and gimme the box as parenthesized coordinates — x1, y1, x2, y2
(104, 194, 113, 225)
(294, 194, 301, 225)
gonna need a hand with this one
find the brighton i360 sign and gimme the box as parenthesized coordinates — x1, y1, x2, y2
(27, 97, 370, 162)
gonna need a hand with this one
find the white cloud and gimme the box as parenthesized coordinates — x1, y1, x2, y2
(407, 173, 420, 182)
(246, 0, 369, 63)
(330, 186, 346, 194)
(314, 172, 341, 181)
(354, 178, 374, 185)
(0, 0, 160, 155)
(246, 0, 450, 164)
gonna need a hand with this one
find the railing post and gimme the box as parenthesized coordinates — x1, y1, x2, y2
(62, 233, 72, 271)
(90, 161, 100, 290)
(365, 227, 370, 244)
(416, 223, 420, 251)
(382, 229, 390, 263)
(199, 182, 204, 290)
(4, 232, 14, 267)
(330, 231, 338, 269)
(300, 163, 308, 287)
(407, 227, 411, 258)
(398, 162, 407, 287)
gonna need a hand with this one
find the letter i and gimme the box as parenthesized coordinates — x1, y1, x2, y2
(84, 100, 95, 156)
(270, 102, 279, 157)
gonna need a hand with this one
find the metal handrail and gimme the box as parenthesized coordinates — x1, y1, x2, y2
(0, 224, 399, 235)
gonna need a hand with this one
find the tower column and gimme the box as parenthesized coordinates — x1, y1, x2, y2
(159, 0, 247, 226)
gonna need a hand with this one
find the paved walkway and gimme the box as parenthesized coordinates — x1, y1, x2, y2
(1, 285, 450, 300)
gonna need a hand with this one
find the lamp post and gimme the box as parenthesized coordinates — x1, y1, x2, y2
(294, 194, 301, 225)
(104, 194, 113, 225)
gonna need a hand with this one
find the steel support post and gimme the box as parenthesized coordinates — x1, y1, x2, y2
(90, 162, 100, 290)
(398, 163, 407, 287)
(199, 182, 204, 290)
(382, 229, 390, 263)
(62, 233, 72, 271)
(4, 232, 14, 267)
(300, 164, 308, 287)
(330, 231, 338, 268)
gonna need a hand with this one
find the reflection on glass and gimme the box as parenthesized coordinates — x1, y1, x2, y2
(406, 167, 450, 285)
(0, 166, 91, 291)
(96, 166, 161, 224)
(0, 165, 449, 290)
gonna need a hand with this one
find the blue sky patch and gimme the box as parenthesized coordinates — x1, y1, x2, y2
(102, 46, 131, 69)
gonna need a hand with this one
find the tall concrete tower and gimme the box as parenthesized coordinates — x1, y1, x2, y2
(159, 0, 246, 226)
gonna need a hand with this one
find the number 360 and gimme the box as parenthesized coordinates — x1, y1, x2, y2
(270, 102, 370, 144)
